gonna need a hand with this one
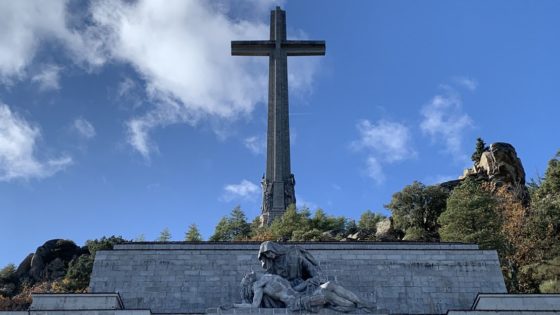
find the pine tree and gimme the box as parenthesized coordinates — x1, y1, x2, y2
(534, 150, 560, 198)
(471, 137, 487, 164)
(209, 206, 251, 241)
(157, 228, 172, 242)
(184, 224, 203, 242)
(439, 178, 504, 250)
(358, 210, 385, 232)
(228, 206, 251, 240)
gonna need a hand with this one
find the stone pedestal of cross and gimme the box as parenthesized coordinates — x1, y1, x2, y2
(232, 7, 325, 224)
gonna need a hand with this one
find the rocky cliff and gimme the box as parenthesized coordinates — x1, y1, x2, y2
(440, 142, 529, 203)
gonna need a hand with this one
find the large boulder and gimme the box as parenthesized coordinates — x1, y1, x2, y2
(346, 229, 375, 241)
(453, 142, 529, 203)
(460, 142, 525, 185)
(478, 143, 525, 185)
(375, 217, 403, 241)
(18, 239, 85, 282)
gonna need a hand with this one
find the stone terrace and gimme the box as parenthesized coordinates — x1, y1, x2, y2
(89, 242, 506, 314)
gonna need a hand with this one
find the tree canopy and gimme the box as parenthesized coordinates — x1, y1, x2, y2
(184, 224, 203, 242)
(385, 181, 448, 241)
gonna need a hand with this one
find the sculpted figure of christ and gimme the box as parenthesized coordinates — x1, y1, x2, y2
(235, 271, 374, 313)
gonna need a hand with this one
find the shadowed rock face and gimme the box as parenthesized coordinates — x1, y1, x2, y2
(16, 239, 86, 282)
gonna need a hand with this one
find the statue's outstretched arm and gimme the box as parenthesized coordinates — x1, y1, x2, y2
(251, 280, 266, 307)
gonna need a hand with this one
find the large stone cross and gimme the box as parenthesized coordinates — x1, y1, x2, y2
(232, 7, 325, 224)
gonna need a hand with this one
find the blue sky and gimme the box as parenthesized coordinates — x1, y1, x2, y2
(1, 0, 559, 267)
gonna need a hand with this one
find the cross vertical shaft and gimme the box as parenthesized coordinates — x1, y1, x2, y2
(232, 7, 325, 224)
(267, 8, 292, 223)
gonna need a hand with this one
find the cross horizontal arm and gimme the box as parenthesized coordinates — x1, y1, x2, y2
(231, 41, 274, 56)
(232, 40, 326, 57)
(283, 41, 326, 56)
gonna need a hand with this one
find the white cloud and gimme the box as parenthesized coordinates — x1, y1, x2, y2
(352, 119, 415, 184)
(420, 88, 473, 157)
(244, 135, 266, 155)
(80, 0, 315, 158)
(454, 76, 478, 91)
(31, 64, 62, 91)
(0, 1, 318, 159)
(0, 103, 72, 181)
(354, 120, 416, 162)
(222, 179, 259, 201)
(366, 156, 385, 185)
(0, 0, 103, 84)
(73, 118, 96, 139)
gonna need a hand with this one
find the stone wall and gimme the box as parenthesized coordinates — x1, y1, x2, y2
(89, 242, 506, 314)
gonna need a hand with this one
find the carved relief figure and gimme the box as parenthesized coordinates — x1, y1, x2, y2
(261, 177, 273, 212)
(284, 174, 296, 207)
(258, 241, 324, 290)
(236, 271, 374, 313)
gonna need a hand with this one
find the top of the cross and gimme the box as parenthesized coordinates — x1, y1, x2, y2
(231, 6, 325, 57)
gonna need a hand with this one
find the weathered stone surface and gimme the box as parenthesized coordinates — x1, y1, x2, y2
(0, 293, 151, 315)
(448, 311, 560, 315)
(0, 311, 150, 315)
(457, 142, 529, 202)
(89, 242, 505, 314)
(30, 293, 124, 310)
(472, 294, 560, 311)
(346, 229, 375, 241)
(375, 218, 401, 241)
(447, 294, 560, 314)
(477, 143, 525, 186)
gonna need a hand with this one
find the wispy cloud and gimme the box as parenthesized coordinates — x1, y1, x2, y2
(0, 103, 72, 181)
(0, 1, 103, 84)
(0, 1, 314, 159)
(31, 64, 62, 91)
(244, 135, 266, 155)
(72, 118, 96, 139)
(352, 119, 416, 184)
(354, 120, 416, 162)
(365, 156, 385, 185)
(117, 77, 137, 98)
(420, 86, 473, 159)
(296, 195, 318, 210)
(222, 179, 259, 201)
(453, 76, 478, 91)
(81, 0, 312, 158)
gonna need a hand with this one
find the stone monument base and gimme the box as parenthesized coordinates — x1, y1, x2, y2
(89, 242, 506, 314)
(448, 293, 560, 315)
(3, 244, 560, 314)
(206, 307, 389, 314)
(0, 293, 151, 315)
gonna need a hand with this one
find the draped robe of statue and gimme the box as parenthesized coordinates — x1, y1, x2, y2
(257, 241, 325, 307)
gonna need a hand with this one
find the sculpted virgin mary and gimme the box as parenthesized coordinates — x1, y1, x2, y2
(257, 241, 325, 307)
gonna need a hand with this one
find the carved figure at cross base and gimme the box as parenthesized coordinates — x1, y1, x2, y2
(258, 241, 324, 294)
(232, 242, 375, 313)
(235, 271, 374, 313)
